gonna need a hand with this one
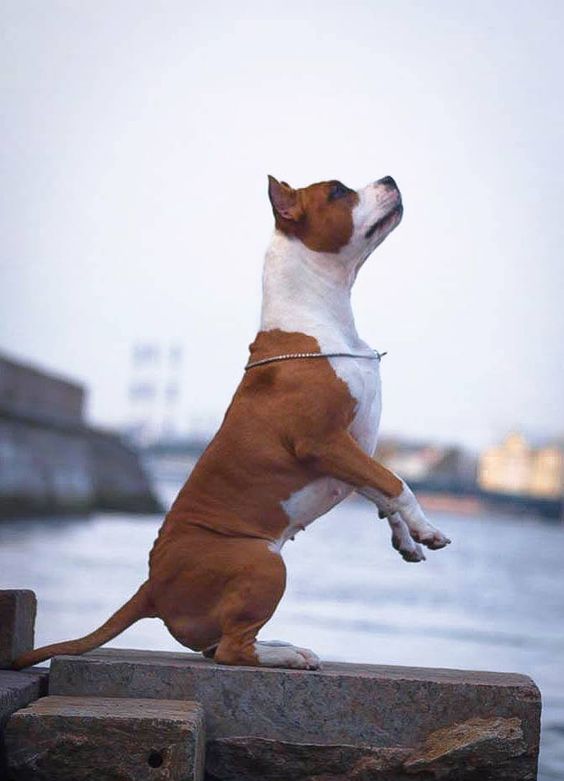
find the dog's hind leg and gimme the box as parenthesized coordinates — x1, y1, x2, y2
(216, 633, 319, 670)
(213, 542, 320, 670)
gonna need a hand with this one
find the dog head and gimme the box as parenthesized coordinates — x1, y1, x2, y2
(267, 176, 403, 270)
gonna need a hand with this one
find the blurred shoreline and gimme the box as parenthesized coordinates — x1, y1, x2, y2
(142, 439, 564, 522)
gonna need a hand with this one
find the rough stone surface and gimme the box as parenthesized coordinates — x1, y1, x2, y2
(49, 648, 541, 780)
(0, 668, 48, 727)
(404, 715, 527, 773)
(4, 695, 205, 781)
(205, 722, 537, 781)
(205, 737, 412, 781)
(0, 668, 49, 779)
(0, 591, 36, 668)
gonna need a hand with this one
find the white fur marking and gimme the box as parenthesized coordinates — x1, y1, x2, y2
(254, 640, 320, 669)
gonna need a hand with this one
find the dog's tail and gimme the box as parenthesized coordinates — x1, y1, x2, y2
(11, 581, 154, 670)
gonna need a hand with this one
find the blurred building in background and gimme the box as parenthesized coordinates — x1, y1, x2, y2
(376, 438, 477, 491)
(372, 434, 562, 519)
(0, 352, 160, 517)
(478, 432, 563, 500)
(0, 352, 84, 424)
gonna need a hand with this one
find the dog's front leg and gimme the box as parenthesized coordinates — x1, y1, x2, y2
(294, 431, 451, 551)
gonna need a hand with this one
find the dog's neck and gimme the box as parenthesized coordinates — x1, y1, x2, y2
(260, 231, 363, 350)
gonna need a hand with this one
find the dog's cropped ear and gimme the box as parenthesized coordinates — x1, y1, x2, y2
(268, 175, 302, 222)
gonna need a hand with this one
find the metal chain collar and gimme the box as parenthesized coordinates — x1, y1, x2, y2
(245, 348, 387, 371)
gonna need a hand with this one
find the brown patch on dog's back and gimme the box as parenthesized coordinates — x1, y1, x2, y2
(268, 178, 359, 253)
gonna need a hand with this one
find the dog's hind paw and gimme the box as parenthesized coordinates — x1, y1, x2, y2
(255, 641, 321, 670)
(294, 646, 321, 669)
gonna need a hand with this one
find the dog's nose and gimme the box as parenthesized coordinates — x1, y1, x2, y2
(376, 175, 397, 190)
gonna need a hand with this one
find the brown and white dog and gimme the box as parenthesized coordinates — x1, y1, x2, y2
(14, 175, 451, 672)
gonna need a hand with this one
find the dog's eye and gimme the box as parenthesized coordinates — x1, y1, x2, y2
(328, 182, 349, 202)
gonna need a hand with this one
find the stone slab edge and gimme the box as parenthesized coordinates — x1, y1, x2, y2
(0, 590, 37, 668)
(0, 668, 49, 727)
(5, 695, 205, 781)
(49, 648, 541, 753)
(0, 667, 49, 777)
(50, 647, 539, 687)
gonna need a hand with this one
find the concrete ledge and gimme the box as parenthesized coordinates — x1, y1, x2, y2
(49, 648, 541, 780)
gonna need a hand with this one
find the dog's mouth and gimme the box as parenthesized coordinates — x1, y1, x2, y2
(364, 202, 403, 240)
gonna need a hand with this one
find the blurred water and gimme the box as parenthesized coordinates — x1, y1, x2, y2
(0, 494, 563, 779)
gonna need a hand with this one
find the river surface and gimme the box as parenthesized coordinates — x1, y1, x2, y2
(0, 486, 563, 779)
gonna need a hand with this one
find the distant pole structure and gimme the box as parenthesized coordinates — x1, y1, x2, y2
(161, 344, 183, 441)
(126, 343, 184, 447)
(127, 344, 160, 446)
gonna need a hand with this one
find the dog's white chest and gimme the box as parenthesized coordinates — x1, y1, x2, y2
(272, 355, 382, 552)
(331, 354, 382, 455)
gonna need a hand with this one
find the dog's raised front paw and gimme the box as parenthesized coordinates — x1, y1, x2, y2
(393, 485, 452, 551)
(400, 543, 427, 562)
(411, 528, 452, 550)
(389, 513, 426, 562)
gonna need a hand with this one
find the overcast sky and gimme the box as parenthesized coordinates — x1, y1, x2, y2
(1, 0, 563, 449)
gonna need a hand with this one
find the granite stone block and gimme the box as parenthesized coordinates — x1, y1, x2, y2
(0, 668, 48, 727)
(207, 725, 537, 780)
(0, 591, 36, 669)
(206, 737, 413, 781)
(4, 695, 205, 781)
(0, 668, 49, 780)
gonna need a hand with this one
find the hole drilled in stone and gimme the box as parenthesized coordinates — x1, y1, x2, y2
(147, 750, 164, 768)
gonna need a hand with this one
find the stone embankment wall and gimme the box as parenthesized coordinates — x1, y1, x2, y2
(0, 354, 160, 517)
